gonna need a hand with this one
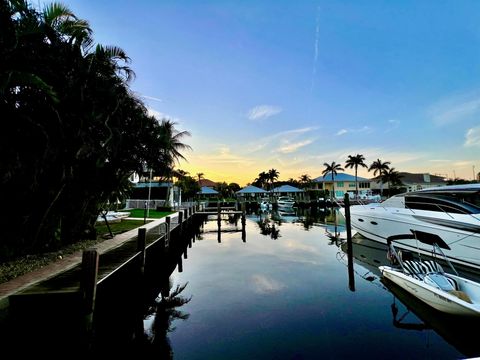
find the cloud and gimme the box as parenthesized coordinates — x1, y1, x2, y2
(198, 145, 255, 166)
(335, 126, 372, 136)
(146, 107, 162, 118)
(246, 127, 317, 153)
(278, 139, 313, 154)
(251, 274, 285, 294)
(465, 127, 480, 147)
(429, 95, 480, 125)
(247, 105, 282, 120)
(146, 107, 183, 123)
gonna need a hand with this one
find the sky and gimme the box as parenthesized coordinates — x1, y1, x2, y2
(42, 0, 479, 186)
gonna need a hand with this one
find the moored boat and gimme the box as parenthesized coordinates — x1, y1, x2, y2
(341, 183, 480, 270)
(379, 232, 480, 317)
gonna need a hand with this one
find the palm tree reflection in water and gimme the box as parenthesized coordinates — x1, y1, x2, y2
(143, 279, 192, 357)
(257, 217, 280, 239)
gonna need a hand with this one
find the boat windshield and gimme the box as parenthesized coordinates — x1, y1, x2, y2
(405, 194, 480, 214)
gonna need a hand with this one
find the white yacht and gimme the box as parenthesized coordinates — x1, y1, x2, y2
(340, 184, 480, 270)
(276, 196, 296, 208)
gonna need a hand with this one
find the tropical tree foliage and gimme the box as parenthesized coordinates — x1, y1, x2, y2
(0, 0, 191, 260)
(345, 154, 368, 198)
(322, 162, 344, 200)
(368, 159, 391, 196)
(252, 171, 269, 189)
(381, 168, 403, 196)
(267, 168, 279, 191)
(299, 174, 312, 189)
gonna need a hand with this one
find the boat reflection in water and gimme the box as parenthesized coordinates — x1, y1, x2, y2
(341, 234, 480, 358)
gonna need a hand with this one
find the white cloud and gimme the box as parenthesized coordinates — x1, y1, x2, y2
(247, 105, 282, 120)
(429, 95, 480, 125)
(246, 127, 317, 154)
(146, 107, 184, 124)
(146, 107, 162, 118)
(198, 145, 255, 166)
(251, 274, 285, 294)
(278, 139, 313, 154)
(335, 126, 371, 136)
(465, 127, 480, 147)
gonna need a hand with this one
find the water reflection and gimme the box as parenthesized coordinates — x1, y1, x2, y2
(339, 234, 480, 358)
(142, 279, 191, 358)
(251, 208, 348, 244)
(383, 278, 480, 358)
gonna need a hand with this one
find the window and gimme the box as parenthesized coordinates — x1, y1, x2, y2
(337, 182, 344, 187)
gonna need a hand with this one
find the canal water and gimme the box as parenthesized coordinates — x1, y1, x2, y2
(142, 209, 480, 359)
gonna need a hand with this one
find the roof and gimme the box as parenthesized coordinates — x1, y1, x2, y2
(197, 186, 219, 195)
(236, 185, 267, 194)
(313, 172, 369, 182)
(199, 179, 218, 187)
(397, 172, 447, 185)
(271, 184, 304, 193)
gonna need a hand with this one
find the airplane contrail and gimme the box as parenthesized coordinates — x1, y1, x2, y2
(310, 6, 321, 94)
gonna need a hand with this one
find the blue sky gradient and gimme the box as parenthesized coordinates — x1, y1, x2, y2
(50, 1, 480, 185)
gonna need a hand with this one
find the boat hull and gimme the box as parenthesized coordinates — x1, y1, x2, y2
(344, 205, 480, 270)
(379, 266, 480, 316)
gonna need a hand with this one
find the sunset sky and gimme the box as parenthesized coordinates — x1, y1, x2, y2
(51, 1, 479, 186)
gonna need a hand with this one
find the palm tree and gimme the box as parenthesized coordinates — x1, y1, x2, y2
(196, 172, 204, 186)
(345, 154, 368, 199)
(368, 159, 391, 197)
(299, 174, 312, 189)
(253, 171, 269, 189)
(268, 168, 279, 192)
(381, 168, 403, 197)
(322, 162, 344, 200)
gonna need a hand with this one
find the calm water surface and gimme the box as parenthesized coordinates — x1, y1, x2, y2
(145, 209, 480, 359)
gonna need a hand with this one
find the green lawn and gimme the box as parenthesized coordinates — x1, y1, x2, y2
(126, 209, 174, 219)
(0, 216, 169, 284)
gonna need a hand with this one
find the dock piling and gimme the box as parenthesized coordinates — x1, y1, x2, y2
(344, 193, 355, 292)
(81, 248, 99, 340)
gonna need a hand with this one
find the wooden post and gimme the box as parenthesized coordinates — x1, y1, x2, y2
(81, 248, 99, 340)
(344, 193, 355, 292)
(165, 216, 171, 246)
(137, 228, 146, 274)
(178, 211, 183, 233)
(217, 201, 221, 222)
(178, 256, 183, 273)
(241, 201, 246, 224)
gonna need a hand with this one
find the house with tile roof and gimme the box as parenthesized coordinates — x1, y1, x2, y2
(313, 172, 371, 199)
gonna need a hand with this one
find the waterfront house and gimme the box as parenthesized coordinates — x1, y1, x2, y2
(126, 181, 181, 209)
(370, 172, 447, 193)
(313, 172, 371, 199)
(270, 184, 305, 200)
(236, 185, 267, 201)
